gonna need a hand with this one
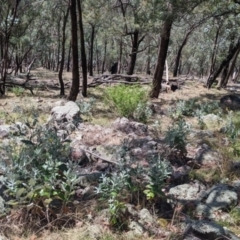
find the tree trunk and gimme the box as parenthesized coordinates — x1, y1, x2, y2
(102, 40, 107, 74)
(150, 20, 173, 98)
(222, 46, 240, 87)
(89, 24, 95, 76)
(77, 0, 88, 97)
(127, 30, 139, 76)
(207, 37, 240, 89)
(56, 17, 61, 72)
(209, 24, 221, 75)
(68, 0, 80, 101)
(67, 40, 71, 72)
(118, 38, 123, 73)
(173, 30, 193, 77)
(58, 7, 69, 96)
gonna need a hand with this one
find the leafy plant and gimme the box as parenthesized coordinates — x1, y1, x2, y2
(96, 153, 171, 228)
(143, 158, 171, 200)
(165, 119, 190, 156)
(169, 99, 221, 120)
(104, 84, 151, 122)
(11, 86, 25, 97)
(0, 122, 80, 212)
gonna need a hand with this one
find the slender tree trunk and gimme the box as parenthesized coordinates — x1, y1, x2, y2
(56, 18, 61, 72)
(67, 40, 71, 72)
(68, 0, 80, 101)
(58, 7, 69, 96)
(118, 38, 123, 73)
(209, 25, 221, 75)
(102, 40, 107, 74)
(127, 30, 139, 76)
(89, 24, 95, 76)
(77, 0, 88, 97)
(173, 30, 192, 77)
(207, 37, 240, 89)
(222, 46, 240, 87)
(150, 20, 173, 98)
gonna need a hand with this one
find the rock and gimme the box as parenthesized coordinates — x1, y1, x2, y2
(220, 94, 240, 110)
(196, 184, 238, 218)
(112, 117, 148, 135)
(49, 101, 81, 125)
(138, 208, 155, 225)
(172, 165, 191, 180)
(70, 148, 89, 166)
(77, 172, 102, 187)
(168, 181, 206, 205)
(191, 220, 226, 239)
(195, 144, 222, 166)
(95, 161, 109, 171)
(201, 114, 223, 130)
(128, 221, 144, 235)
(0, 125, 10, 138)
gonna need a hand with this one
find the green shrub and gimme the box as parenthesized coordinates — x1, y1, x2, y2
(0, 122, 80, 212)
(165, 119, 190, 157)
(11, 86, 25, 97)
(105, 85, 151, 122)
(169, 99, 221, 120)
(95, 153, 171, 228)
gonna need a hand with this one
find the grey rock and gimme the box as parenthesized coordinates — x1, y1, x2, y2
(128, 221, 144, 235)
(77, 172, 102, 187)
(50, 101, 81, 123)
(112, 117, 148, 135)
(0, 125, 10, 138)
(191, 220, 225, 239)
(205, 186, 238, 210)
(196, 184, 238, 218)
(195, 144, 222, 166)
(138, 208, 155, 225)
(168, 182, 206, 205)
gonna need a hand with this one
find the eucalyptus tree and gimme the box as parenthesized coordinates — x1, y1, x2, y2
(0, 0, 22, 94)
(68, 0, 80, 101)
(112, 0, 155, 77)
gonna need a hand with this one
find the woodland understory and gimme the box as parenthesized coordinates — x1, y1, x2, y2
(1, 0, 240, 239)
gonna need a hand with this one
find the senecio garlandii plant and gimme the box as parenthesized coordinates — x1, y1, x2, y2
(0, 120, 81, 212)
(96, 155, 171, 229)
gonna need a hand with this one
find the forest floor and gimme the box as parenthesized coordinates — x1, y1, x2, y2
(1, 68, 240, 240)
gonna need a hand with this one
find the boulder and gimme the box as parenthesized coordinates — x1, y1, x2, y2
(196, 184, 238, 218)
(168, 181, 206, 205)
(220, 94, 240, 110)
(112, 117, 148, 136)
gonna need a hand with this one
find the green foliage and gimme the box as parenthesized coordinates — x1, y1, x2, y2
(165, 119, 190, 156)
(169, 99, 221, 120)
(0, 122, 80, 210)
(221, 111, 240, 145)
(76, 97, 96, 121)
(143, 158, 171, 200)
(104, 85, 151, 122)
(96, 154, 171, 228)
(11, 87, 25, 97)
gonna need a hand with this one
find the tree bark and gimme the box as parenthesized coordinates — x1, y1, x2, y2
(150, 20, 173, 98)
(207, 37, 240, 89)
(77, 0, 88, 97)
(89, 24, 95, 76)
(102, 40, 107, 74)
(58, 7, 69, 96)
(67, 40, 71, 72)
(173, 29, 193, 77)
(68, 0, 80, 101)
